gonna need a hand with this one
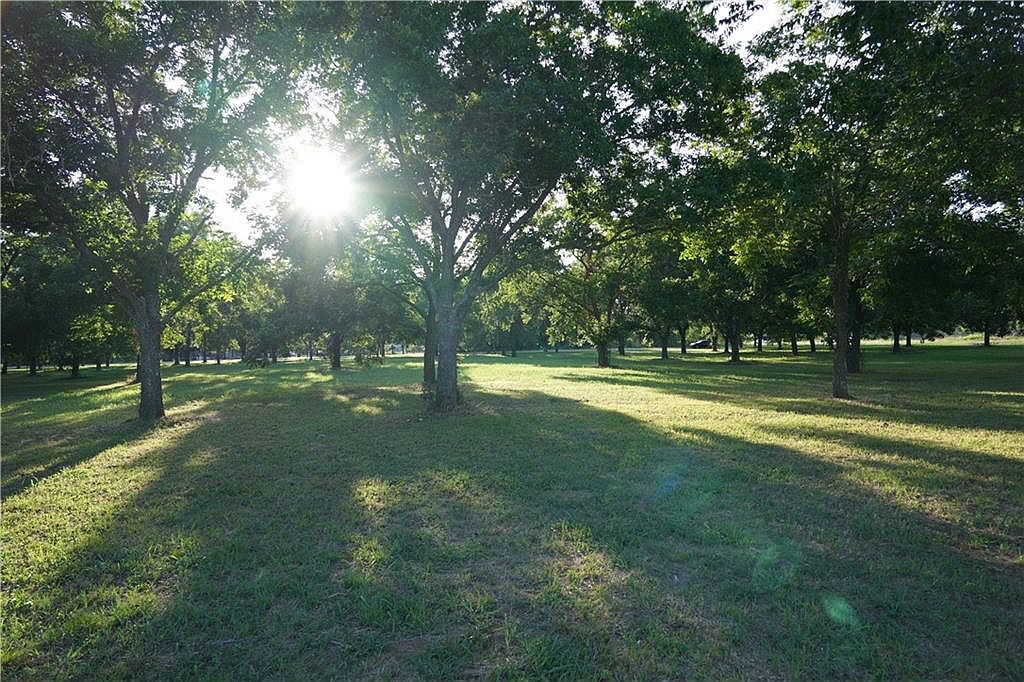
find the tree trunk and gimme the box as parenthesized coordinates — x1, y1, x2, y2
(105, 357, 110, 368)
(271, 348, 278, 364)
(29, 356, 38, 376)
(728, 325, 741, 363)
(434, 302, 461, 411)
(216, 348, 222, 365)
(905, 331, 911, 348)
(617, 334, 626, 356)
(423, 303, 437, 386)
(137, 316, 165, 420)
(173, 344, 181, 366)
(677, 323, 688, 354)
(892, 327, 901, 353)
(660, 330, 669, 360)
(712, 333, 719, 352)
(202, 347, 208, 363)
(776, 337, 783, 350)
(756, 333, 763, 352)
(830, 215, 851, 399)
(96, 358, 103, 370)
(330, 331, 342, 370)
(723, 335, 730, 354)
(238, 337, 247, 360)
(595, 340, 611, 368)
(184, 324, 192, 366)
(71, 355, 81, 378)
(808, 336, 816, 352)
(790, 334, 799, 355)
(983, 323, 991, 347)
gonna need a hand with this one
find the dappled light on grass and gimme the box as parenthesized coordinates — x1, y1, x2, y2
(2, 345, 1023, 678)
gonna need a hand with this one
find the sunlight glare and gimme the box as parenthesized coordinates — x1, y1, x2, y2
(285, 145, 356, 222)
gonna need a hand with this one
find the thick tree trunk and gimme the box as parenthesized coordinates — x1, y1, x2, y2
(756, 333, 763, 352)
(96, 358, 103, 370)
(905, 331, 912, 348)
(790, 334, 799, 355)
(423, 303, 437, 386)
(723, 335, 730, 354)
(728, 326, 741, 364)
(830, 216, 851, 399)
(809, 336, 816, 353)
(29, 356, 38, 376)
(71, 355, 81, 378)
(137, 316, 165, 420)
(595, 340, 611, 368)
(677, 323, 688, 354)
(983, 323, 991, 347)
(330, 332, 342, 370)
(617, 334, 626, 356)
(892, 327, 901, 353)
(434, 304, 461, 410)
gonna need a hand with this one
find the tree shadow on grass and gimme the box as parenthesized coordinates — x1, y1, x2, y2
(4, 371, 1022, 679)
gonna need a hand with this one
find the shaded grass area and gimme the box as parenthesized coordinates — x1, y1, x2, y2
(2, 343, 1023, 679)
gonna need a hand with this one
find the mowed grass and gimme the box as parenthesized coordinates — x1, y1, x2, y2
(2, 340, 1022, 680)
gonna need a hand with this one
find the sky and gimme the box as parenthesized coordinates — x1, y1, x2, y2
(201, 1, 786, 244)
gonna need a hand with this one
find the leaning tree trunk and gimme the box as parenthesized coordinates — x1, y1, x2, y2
(329, 332, 342, 370)
(830, 215, 851, 399)
(809, 336, 816, 353)
(136, 312, 166, 420)
(677, 323, 688, 354)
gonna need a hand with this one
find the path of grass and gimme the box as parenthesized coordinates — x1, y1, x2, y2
(2, 342, 1022, 679)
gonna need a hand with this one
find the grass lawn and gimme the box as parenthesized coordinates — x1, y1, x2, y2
(2, 341, 1022, 679)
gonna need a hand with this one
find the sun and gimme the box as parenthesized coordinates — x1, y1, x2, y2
(284, 144, 357, 222)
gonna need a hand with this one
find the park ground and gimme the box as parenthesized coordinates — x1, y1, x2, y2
(2, 339, 1022, 679)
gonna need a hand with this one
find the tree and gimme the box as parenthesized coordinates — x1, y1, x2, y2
(324, 2, 743, 409)
(2, 2, 299, 418)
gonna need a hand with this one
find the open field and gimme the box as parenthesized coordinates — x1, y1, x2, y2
(2, 341, 1023, 679)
